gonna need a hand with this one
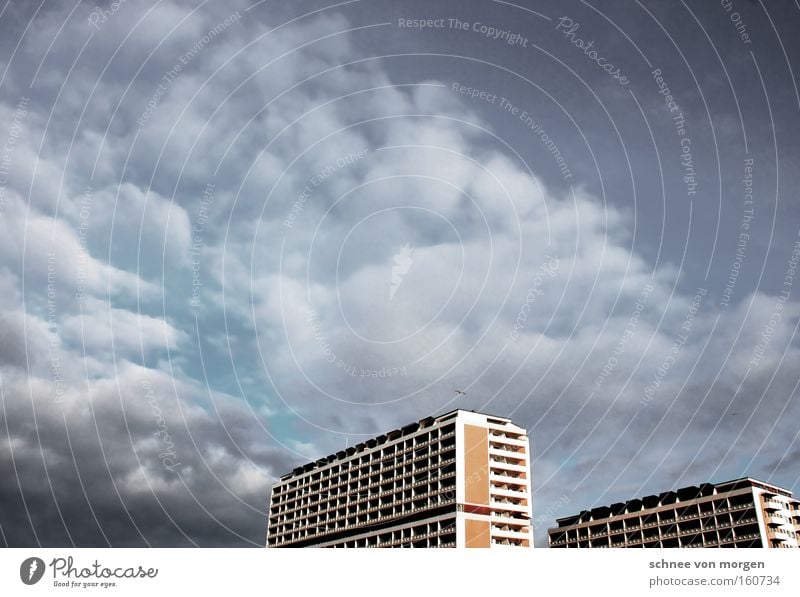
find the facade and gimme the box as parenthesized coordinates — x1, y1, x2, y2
(266, 410, 533, 548)
(548, 477, 800, 548)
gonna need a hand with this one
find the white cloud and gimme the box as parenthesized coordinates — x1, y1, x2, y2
(59, 296, 189, 357)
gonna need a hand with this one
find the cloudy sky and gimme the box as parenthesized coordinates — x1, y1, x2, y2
(0, 0, 798, 547)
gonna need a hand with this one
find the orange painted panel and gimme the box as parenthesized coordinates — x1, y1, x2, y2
(463, 425, 489, 505)
(465, 519, 490, 548)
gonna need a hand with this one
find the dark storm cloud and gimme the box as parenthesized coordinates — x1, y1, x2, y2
(0, 363, 296, 546)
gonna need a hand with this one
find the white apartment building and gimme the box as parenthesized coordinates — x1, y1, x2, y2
(266, 410, 533, 548)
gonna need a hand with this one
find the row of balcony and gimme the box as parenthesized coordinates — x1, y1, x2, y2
(277, 430, 457, 491)
(270, 493, 458, 545)
(585, 516, 759, 537)
(367, 527, 457, 549)
(270, 463, 457, 526)
(272, 447, 456, 511)
(572, 531, 763, 548)
(551, 518, 761, 545)
(559, 501, 757, 531)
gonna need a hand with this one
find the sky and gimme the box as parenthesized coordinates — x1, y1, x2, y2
(0, 0, 798, 547)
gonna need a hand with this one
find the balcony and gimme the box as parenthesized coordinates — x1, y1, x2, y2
(492, 526, 531, 540)
(488, 446, 526, 461)
(490, 499, 529, 514)
(729, 517, 757, 527)
(489, 471, 526, 485)
(488, 432, 526, 447)
(763, 499, 790, 512)
(490, 486, 527, 500)
(490, 511, 530, 524)
(610, 540, 627, 547)
(767, 528, 796, 542)
(489, 458, 528, 474)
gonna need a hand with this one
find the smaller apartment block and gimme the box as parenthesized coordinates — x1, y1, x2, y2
(548, 478, 800, 548)
(267, 410, 533, 548)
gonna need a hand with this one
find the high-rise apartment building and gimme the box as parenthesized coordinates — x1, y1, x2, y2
(548, 477, 800, 548)
(266, 410, 533, 548)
